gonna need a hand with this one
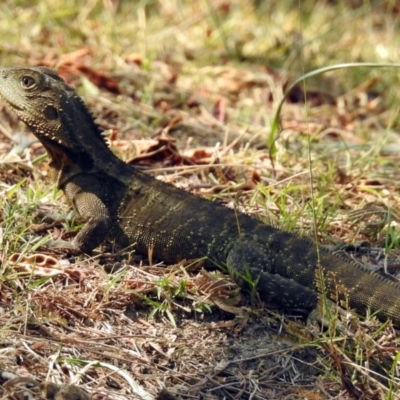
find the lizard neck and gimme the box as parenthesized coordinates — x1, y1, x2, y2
(41, 134, 133, 188)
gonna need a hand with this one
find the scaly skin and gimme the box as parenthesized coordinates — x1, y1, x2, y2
(1, 66, 400, 324)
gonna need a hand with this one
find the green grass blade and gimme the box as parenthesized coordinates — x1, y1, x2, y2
(269, 62, 400, 158)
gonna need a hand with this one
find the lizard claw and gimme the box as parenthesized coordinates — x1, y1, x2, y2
(44, 239, 83, 255)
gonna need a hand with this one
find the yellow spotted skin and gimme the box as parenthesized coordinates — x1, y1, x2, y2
(1, 66, 400, 325)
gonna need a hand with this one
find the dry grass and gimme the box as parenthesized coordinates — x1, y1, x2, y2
(1, 1, 400, 399)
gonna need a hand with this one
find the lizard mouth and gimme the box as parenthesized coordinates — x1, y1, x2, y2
(10, 101, 25, 111)
(0, 96, 25, 112)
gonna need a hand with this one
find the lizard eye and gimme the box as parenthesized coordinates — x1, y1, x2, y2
(20, 75, 36, 89)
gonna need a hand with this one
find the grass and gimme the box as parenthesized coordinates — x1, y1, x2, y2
(1, 0, 400, 399)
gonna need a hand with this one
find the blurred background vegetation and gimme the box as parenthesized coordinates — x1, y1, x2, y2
(2, 1, 400, 93)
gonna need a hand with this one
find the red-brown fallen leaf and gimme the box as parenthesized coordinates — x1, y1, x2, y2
(127, 134, 182, 167)
(124, 53, 143, 66)
(212, 98, 228, 123)
(185, 96, 202, 108)
(34, 51, 121, 94)
(216, 1, 231, 13)
(34, 48, 92, 70)
(183, 148, 213, 164)
(127, 120, 212, 167)
(108, 128, 119, 141)
(8, 253, 85, 282)
(9, 253, 63, 276)
(58, 63, 121, 94)
(57, 48, 92, 64)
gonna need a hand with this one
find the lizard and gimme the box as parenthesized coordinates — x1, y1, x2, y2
(1, 66, 400, 325)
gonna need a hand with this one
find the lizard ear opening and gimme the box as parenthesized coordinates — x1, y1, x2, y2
(43, 105, 59, 120)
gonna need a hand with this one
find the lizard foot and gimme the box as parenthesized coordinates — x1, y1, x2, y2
(44, 239, 83, 255)
(307, 298, 356, 334)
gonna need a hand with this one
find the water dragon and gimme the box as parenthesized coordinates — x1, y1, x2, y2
(1, 66, 400, 325)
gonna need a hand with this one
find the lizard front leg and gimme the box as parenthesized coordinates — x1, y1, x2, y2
(70, 190, 112, 253)
(49, 180, 113, 253)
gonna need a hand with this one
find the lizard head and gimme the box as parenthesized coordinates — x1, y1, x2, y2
(0, 66, 108, 156)
(0, 66, 132, 186)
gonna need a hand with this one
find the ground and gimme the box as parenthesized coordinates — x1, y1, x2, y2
(1, 1, 400, 399)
